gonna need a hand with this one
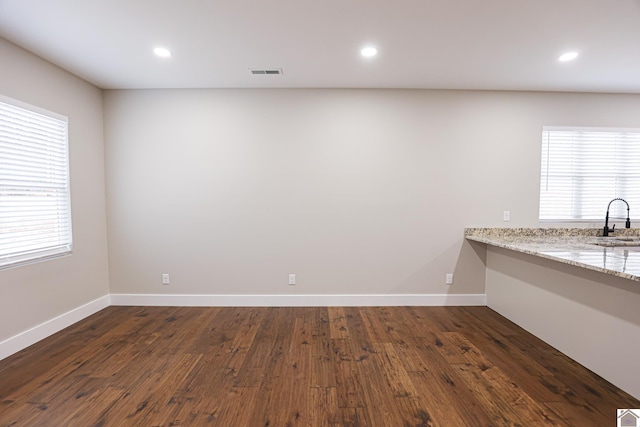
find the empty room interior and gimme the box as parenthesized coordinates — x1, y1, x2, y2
(2, 1, 640, 426)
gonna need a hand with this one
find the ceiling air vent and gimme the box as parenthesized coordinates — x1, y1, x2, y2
(250, 68, 283, 75)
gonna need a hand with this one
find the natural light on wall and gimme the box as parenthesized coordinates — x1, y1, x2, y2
(539, 126, 640, 222)
(0, 95, 72, 269)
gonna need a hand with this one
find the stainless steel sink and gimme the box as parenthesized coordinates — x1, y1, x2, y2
(612, 237, 640, 242)
(591, 237, 640, 247)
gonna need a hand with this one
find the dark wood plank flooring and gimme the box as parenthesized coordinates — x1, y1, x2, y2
(0, 306, 637, 426)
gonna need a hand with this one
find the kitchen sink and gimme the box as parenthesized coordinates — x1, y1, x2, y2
(591, 236, 640, 247)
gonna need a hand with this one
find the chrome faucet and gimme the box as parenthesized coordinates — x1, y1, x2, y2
(603, 198, 631, 236)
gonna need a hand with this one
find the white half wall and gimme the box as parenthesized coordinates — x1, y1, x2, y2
(0, 39, 110, 344)
(486, 246, 640, 399)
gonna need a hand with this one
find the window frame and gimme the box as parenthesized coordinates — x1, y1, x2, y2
(539, 126, 640, 223)
(0, 94, 73, 269)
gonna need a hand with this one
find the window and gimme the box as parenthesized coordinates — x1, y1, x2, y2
(540, 126, 640, 222)
(0, 95, 72, 269)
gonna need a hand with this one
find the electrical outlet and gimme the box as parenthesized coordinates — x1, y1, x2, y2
(162, 273, 170, 285)
(445, 273, 454, 285)
(289, 274, 296, 285)
(503, 210, 511, 221)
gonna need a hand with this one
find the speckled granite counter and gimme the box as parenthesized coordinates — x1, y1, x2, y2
(465, 228, 640, 282)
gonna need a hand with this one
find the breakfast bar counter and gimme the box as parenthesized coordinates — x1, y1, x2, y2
(465, 227, 640, 281)
(465, 227, 640, 399)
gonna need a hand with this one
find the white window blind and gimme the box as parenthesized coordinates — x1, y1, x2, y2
(540, 126, 640, 222)
(0, 95, 72, 269)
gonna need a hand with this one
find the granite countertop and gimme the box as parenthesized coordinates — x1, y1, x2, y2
(465, 228, 640, 282)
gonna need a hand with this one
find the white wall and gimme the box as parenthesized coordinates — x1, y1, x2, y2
(485, 246, 640, 399)
(103, 88, 640, 298)
(0, 39, 110, 345)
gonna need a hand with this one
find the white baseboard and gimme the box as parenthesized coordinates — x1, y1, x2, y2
(109, 293, 486, 307)
(0, 293, 485, 361)
(0, 295, 110, 361)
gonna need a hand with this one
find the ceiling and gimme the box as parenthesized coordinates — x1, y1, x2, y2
(1, 0, 640, 92)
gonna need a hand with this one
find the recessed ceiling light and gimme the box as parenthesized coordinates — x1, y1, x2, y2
(558, 51, 579, 62)
(361, 47, 378, 57)
(153, 47, 172, 58)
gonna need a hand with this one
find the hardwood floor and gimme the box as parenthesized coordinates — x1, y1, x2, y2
(0, 306, 637, 426)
